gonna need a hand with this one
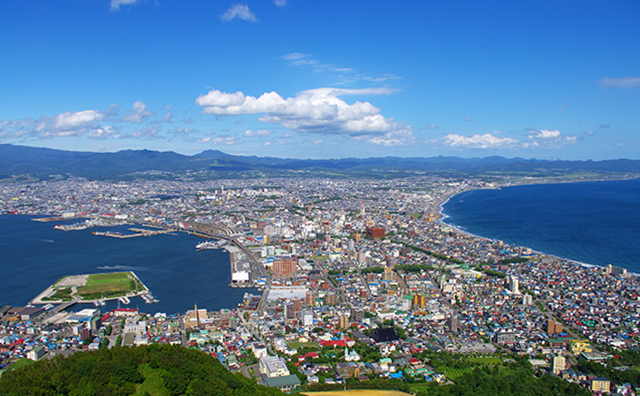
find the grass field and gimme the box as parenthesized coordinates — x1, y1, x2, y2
(77, 272, 133, 293)
(287, 342, 320, 350)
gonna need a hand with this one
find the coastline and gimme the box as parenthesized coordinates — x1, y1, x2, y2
(435, 178, 638, 274)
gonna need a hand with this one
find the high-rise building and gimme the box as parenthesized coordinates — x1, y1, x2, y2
(522, 294, 533, 306)
(338, 315, 349, 329)
(323, 293, 337, 306)
(273, 257, 297, 275)
(507, 276, 520, 294)
(448, 314, 458, 333)
(552, 355, 565, 375)
(350, 307, 364, 322)
(302, 309, 313, 326)
(284, 303, 295, 319)
(547, 319, 557, 334)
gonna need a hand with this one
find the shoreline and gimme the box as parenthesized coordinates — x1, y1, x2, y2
(435, 178, 638, 274)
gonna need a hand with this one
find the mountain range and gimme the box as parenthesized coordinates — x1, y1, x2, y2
(1, 144, 639, 182)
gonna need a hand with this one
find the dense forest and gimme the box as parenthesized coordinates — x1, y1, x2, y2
(0, 345, 284, 396)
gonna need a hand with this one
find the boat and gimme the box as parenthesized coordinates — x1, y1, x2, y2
(196, 239, 227, 251)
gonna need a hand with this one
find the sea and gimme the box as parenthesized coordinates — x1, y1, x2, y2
(0, 215, 255, 315)
(441, 178, 640, 271)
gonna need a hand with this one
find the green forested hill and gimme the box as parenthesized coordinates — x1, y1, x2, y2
(0, 344, 284, 396)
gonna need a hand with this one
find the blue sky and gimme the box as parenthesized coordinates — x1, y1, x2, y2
(0, 1, 638, 160)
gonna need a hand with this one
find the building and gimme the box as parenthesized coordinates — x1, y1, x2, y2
(547, 318, 563, 334)
(522, 294, 533, 306)
(495, 330, 515, 344)
(302, 309, 313, 326)
(366, 227, 385, 239)
(552, 355, 565, 375)
(259, 356, 290, 378)
(323, 293, 337, 306)
(507, 276, 520, 294)
(447, 314, 458, 333)
(351, 307, 364, 323)
(591, 377, 611, 393)
(262, 374, 301, 392)
(185, 304, 207, 329)
(273, 257, 297, 275)
(27, 346, 46, 361)
(338, 315, 349, 329)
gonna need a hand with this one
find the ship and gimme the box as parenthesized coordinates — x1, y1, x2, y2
(196, 239, 227, 251)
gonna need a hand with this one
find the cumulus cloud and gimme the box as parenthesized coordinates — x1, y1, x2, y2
(264, 140, 285, 146)
(244, 129, 272, 137)
(442, 133, 519, 149)
(220, 4, 257, 22)
(281, 133, 293, 138)
(89, 125, 118, 139)
(110, 0, 138, 11)
(528, 129, 561, 139)
(524, 129, 577, 148)
(122, 101, 153, 124)
(597, 76, 640, 89)
(313, 139, 323, 145)
(53, 110, 105, 130)
(196, 87, 408, 144)
(426, 123, 439, 130)
(274, 0, 287, 7)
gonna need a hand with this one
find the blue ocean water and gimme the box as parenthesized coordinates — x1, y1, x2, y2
(442, 178, 640, 271)
(0, 215, 255, 314)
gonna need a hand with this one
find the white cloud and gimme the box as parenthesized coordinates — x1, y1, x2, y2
(426, 123, 439, 130)
(274, 0, 287, 7)
(163, 106, 174, 123)
(597, 76, 640, 89)
(53, 110, 105, 130)
(524, 129, 577, 148)
(110, 0, 138, 11)
(197, 135, 243, 145)
(528, 129, 560, 139)
(264, 140, 285, 146)
(313, 139, 323, 145)
(283, 53, 309, 61)
(244, 129, 272, 137)
(131, 125, 162, 140)
(442, 133, 519, 149)
(464, 117, 472, 122)
(89, 126, 117, 139)
(281, 133, 293, 138)
(220, 4, 258, 22)
(196, 87, 407, 141)
(122, 101, 153, 124)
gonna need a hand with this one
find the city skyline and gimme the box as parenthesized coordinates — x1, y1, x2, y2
(0, 0, 638, 160)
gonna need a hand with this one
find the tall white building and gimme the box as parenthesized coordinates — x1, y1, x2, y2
(508, 275, 520, 294)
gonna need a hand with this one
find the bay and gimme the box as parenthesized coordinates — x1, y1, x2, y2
(441, 178, 640, 271)
(0, 215, 255, 314)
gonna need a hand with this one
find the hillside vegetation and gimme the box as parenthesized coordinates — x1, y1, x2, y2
(0, 344, 284, 396)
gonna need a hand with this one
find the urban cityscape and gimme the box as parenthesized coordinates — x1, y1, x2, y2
(1, 175, 639, 394)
